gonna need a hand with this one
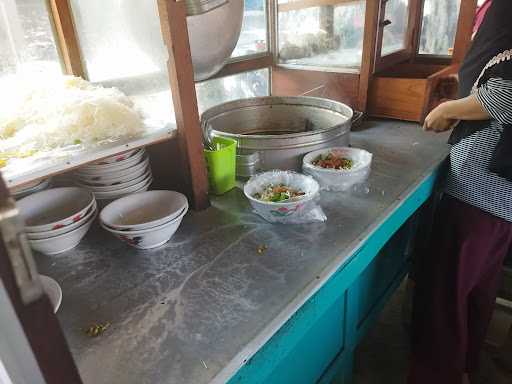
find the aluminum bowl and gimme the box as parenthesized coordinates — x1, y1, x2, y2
(119, 0, 243, 81)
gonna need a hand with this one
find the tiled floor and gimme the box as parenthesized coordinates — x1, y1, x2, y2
(352, 282, 512, 384)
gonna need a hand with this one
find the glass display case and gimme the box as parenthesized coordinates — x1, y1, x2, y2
(0, 0, 271, 189)
(0, 0, 61, 79)
(381, 0, 409, 56)
(0, 0, 472, 187)
(277, 0, 366, 69)
(419, 0, 461, 56)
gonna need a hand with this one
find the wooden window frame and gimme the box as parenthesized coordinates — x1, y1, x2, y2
(47, 0, 86, 78)
(412, 0, 477, 64)
(44, 0, 276, 209)
(273, 0, 367, 74)
(374, 0, 423, 73)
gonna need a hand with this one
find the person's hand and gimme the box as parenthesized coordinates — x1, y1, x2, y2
(423, 101, 459, 133)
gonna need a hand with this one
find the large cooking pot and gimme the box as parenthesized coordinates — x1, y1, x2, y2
(201, 97, 353, 177)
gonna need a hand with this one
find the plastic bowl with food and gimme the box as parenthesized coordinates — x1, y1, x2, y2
(243, 170, 320, 223)
(303, 147, 372, 192)
(17, 187, 95, 232)
(101, 205, 188, 249)
(100, 190, 188, 231)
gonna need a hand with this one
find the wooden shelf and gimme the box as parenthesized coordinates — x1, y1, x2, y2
(2, 126, 176, 188)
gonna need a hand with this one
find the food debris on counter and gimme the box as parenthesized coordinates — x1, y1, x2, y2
(84, 322, 111, 338)
(257, 245, 268, 254)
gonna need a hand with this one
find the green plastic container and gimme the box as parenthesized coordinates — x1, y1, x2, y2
(204, 137, 237, 195)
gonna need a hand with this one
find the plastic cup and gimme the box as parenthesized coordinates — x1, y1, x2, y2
(204, 137, 237, 195)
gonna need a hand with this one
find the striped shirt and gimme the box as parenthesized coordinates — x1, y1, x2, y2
(445, 77, 512, 222)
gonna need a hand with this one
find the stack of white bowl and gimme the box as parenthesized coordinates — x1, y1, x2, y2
(17, 187, 97, 255)
(11, 178, 52, 200)
(100, 190, 188, 250)
(73, 148, 152, 203)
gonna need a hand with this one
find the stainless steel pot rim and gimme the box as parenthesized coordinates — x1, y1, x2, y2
(228, 132, 350, 151)
(201, 96, 354, 140)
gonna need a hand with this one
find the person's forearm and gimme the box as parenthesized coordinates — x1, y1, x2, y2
(441, 95, 491, 121)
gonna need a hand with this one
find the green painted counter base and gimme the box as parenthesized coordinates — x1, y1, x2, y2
(227, 169, 441, 384)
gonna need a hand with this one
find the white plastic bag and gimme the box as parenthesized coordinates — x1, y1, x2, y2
(303, 147, 373, 192)
(243, 170, 327, 224)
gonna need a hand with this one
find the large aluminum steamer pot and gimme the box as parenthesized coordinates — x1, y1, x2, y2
(201, 97, 353, 177)
(119, 0, 243, 81)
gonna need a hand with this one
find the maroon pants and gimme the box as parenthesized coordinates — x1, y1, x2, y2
(409, 195, 512, 384)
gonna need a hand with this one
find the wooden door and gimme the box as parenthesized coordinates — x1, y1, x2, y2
(0, 178, 82, 384)
(374, 0, 421, 72)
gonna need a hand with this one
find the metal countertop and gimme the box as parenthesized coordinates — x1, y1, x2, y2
(37, 120, 450, 384)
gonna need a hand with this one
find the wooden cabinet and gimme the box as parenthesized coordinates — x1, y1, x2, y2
(368, 63, 459, 123)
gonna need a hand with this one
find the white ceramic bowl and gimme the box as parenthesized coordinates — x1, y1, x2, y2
(75, 169, 152, 192)
(79, 149, 145, 174)
(18, 187, 95, 233)
(243, 170, 320, 223)
(94, 179, 152, 209)
(74, 156, 150, 183)
(92, 149, 139, 165)
(28, 210, 96, 255)
(100, 190, 189, 231)
(92, 175, 153, 200)
(303, 147, 373, 192)
(101, 206, 188, 249)
(12, 178, 51, 199)
(26, 201, 97, 240)
(39, 275, 62, 313)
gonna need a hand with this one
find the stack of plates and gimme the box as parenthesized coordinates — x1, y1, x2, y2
(100, 190, 188, 249)
(11, 178, 52, 200)
(17, 187, 97, 255)
(73, 148, 153, 202)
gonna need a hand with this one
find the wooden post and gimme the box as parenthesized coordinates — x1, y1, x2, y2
(357, 0, 381, 112)
(157, 0, 210, 210)
(451, 0, 478, 64)
(47, 0, 85, 78)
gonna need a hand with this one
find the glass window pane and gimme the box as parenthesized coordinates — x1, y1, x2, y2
(382, 0, 409, 56)
(419, 0, 461, 55)
(231, 0, 267, 57)
(0, 0, 61, 79)
(196, 68, 269, 113)
(70, 0, 174, 128)
(278, 1, 366, 68)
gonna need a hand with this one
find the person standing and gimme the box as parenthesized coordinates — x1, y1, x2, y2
(408, 1, 512, 383)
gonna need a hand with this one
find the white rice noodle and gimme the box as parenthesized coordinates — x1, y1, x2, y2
(0, 75, 144, 156)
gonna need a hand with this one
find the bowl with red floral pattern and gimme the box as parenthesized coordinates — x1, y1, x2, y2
(17, 187, 95, 233)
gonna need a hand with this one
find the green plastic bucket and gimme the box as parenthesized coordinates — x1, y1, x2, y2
(204, 137, 237, 195)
